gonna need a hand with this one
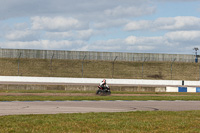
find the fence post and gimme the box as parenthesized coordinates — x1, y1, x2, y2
(50, 53, 54, 75)
(82, 55, 86, 78)
(18, 52, 22, 76)
(171, 58, 176, 80)
(112, 56, 118, 78)
(142, 57, 148, 79)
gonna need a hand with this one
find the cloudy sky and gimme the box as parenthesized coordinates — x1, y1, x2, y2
(0, 0, 200, 54)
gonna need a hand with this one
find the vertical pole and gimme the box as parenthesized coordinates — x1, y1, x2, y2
(112, 56, 118, 78)
(199, 63, 200, 81)
(18, 52, 22, 76)
(171, 58, 176, 80)
(51, 53, 54, 75)
(193, 47, 199, 63)
(82, 55, 86, 78)
(142, 57, 147, 79)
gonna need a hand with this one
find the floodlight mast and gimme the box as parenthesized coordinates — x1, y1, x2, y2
(193, 47, 199, 63)
(193, 47, 199, 56)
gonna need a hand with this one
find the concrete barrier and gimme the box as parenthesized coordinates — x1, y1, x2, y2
(166, 87, 178, 92)
(0, 76, 183, 86)
(166, 86, 200, 93)
(184, 81, 200, 87)
(0, 84, 166, 92)
(187, 87, 196, 92)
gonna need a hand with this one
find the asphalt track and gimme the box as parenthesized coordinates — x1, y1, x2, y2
(0, 101, 200, 116)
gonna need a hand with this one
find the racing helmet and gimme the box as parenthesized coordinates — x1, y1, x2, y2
(103, 79, 106, 84)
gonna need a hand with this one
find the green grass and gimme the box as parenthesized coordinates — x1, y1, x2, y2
(1, 58, 200, 132)
(0, 58, 200, 80)
(1, 90, 200, 101)
(1, 89, 200, 95)
(0, 111, 200, 133)
(0, 90, 95, 93)
(1, 95, 200, 101)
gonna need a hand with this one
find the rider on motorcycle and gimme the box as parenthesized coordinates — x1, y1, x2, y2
(96, 79, 111, 95)
(99, 79, 109, 90)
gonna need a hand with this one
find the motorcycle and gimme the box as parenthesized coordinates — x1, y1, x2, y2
(96, 85, 111, 96)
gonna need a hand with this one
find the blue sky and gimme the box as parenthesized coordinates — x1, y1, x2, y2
(0, 0, 200, 54)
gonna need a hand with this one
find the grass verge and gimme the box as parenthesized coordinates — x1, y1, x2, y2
(1, 90, 200, 101)
(1, 95, 200, 101)
(0, 58, 200, 80)
(1, 90, 200, 95)
(0, 111, 200, 132)
(0, 90, 95, 94)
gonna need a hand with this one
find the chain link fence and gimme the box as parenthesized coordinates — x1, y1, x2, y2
(0, 48, 198, 62)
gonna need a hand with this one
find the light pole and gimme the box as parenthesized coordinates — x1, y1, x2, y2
(193, 47, 199, 63)
(199, 63, 200, 81)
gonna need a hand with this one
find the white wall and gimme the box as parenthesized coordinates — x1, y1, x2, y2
(0, 76, 183, 86)
(0, 76, 199, 87)
(184, 81, 200, 87)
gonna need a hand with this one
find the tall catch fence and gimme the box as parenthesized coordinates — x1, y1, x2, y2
(0, 48, 199, 81)
(0, 48, 197, 62)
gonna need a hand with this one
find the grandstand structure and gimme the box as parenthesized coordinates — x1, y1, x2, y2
(0, 48, 198, 62)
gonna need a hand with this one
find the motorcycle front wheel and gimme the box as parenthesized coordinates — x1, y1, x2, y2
(96, 89, 103, 95)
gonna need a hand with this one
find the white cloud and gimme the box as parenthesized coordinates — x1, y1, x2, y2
(125, 36, 137, 44)
(77, 29, 94, 40)
(93, 19, 129, 29)
(165, 31, 200, 42)
(124, 20, 152, 31)
(45, 32, 72, 40)
(31, 16, 88, 31)
(153, 0, 199, 2)
(124, 16, 200, 31)
(1, 30, 200, 53)
(127, 32, 196, 45)
(86, 39, 124, 51)
(0, 40, 86, 50)
(104, 5, 156, 18)
(45, 29, 94, 41)
(5, 30, 39, 41)
(0, 0, 200, 54)
(124, 30, 200, 53)
(14, 23, 29, 30)
(0, 0, 154, 20)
